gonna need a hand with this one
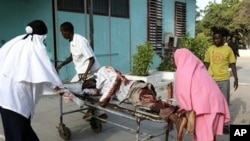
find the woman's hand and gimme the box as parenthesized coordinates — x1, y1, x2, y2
(54, 86, 65, 95)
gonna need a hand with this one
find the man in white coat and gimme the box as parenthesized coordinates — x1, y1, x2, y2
(56, 21, 100, 82)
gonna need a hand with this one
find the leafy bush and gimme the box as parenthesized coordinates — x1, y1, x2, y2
(132, 42, 154, 76)
(157, 47, 176, 71)
(157, 59, 175, 71)
(157, 33, 212, 72)
(181, 33, 212, 60)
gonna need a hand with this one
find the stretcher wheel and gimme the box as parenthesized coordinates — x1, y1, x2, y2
(90, 118, 102, 133)
(58, 125, 71, 140)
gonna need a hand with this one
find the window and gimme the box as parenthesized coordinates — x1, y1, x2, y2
(91, 0, 108, 15)
(58, 0, 85, 13)
(58, 0, 129, 18)
(111, 0, 129, 18)
(147, 0, 163, 49)
(175, 2, 186, 37)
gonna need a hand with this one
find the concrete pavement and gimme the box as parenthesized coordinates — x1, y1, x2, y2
(0, 51, 250, 141)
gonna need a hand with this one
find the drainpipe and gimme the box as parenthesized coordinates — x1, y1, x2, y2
(52, 0, 59, 67)
(89, 0, 94, 50)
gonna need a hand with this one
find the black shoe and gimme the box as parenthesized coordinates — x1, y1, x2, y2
(223, 126, 230, 134)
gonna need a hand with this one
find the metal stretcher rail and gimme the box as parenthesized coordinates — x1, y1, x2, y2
(57, 93, 172, 141)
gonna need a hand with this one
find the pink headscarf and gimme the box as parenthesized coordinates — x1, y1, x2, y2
(174, 48, 230, 119)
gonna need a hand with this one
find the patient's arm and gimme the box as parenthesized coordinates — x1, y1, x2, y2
(99, 76, 121, 107)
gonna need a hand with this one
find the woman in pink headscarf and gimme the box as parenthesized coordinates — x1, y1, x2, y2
(174, 48, 230, 141)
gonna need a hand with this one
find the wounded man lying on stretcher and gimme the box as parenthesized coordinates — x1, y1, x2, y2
(79, 66, 195, 141)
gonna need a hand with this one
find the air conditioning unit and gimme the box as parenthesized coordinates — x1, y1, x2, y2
(174, 36, 182, 48)
(163, 33, 182, 48)
(163, 33, 174, 48)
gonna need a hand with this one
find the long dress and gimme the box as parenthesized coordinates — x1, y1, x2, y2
(174, 48, 230, 141)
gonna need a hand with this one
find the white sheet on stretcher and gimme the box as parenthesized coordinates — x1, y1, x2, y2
(63, 83, 99, 107)
(63, 83, 169, 120)
(63, 83, 85, 107)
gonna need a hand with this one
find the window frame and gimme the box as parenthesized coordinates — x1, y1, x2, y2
(57, 0, 130, 19)
(147, 0, 163, 49)
(174, 1, 187, 37)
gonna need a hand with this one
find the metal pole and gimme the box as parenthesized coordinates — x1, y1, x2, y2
(89, 0, 94, 50)
(52, 0, 59, 67)
(84, 0, 88, 37)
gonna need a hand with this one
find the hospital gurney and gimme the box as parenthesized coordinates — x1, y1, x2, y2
(57, 83, 174, 141)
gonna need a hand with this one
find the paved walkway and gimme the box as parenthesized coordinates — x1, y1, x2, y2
(0, 54, 250, 141)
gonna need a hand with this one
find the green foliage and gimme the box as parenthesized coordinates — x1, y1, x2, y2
(157, 46, 175, 71)
(196, 1, 250, 36)
(157, 33, 212, 72)
(131, 42, 154, 76)
(196, 0, 250, 48)
(157, 59, 175, 71)
(181, 33, 212, 60)
(197, 3, 234, 35)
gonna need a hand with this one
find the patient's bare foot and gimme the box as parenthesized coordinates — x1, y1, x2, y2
(185, 110, 195, 134)
(175, 109, 196, 135)
(177, 117, 187, 141)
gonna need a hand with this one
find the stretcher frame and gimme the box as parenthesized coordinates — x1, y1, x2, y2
(57, 91, 174, 141)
